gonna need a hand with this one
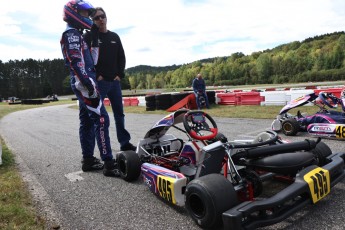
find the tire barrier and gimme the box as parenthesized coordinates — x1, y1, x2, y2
(139, 86, 345, 111)
(145, 95, 156, 111)
(21, 99, 44, 105)
(155, 94, 172, 110)
(171, 92, 191, 105)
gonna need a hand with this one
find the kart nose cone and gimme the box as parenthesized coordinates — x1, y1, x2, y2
(271, 119, 282, 131)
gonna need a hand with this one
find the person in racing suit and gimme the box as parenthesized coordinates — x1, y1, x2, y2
(60, 0, 119, 177)
(192, 73, 210, 110)
(299, 91, 345, 127)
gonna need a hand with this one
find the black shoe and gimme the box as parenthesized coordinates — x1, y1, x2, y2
(103, 159, 121, 177)
(120, 143, 136, 151)
(82, 157, 104, 172)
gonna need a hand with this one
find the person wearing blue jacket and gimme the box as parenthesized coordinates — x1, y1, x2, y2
(192, 73, 210, 110)
(60, 0, 120, 177)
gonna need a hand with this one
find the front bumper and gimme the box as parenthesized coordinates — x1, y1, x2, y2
(222, 152, 345, 230)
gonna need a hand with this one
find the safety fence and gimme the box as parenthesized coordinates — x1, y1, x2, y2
(90, 85, 345, 111)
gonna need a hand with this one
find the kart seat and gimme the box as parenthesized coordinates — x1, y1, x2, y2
(245, 151, 317, 175)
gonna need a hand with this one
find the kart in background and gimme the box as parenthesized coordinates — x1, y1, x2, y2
(117, 109, 345, 229)
(271, 91, 345, 139)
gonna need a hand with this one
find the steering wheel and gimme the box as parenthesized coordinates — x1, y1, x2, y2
(183, 110, 218, 141)
(319, 92, 338, 108)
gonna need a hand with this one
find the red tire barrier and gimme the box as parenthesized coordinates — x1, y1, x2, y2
(123, 97, 131, 106)
(237, 92, 264, 105)
(217, 93, 238, 105)
(130, 97, 139, 106)
(314, 88, 343, 97)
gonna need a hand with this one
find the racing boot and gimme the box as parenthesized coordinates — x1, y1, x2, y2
(81, 156, 104, 172)
(103, 159, 121, 177)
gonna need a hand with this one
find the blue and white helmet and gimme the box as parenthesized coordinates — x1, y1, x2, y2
(63, 0, 95, 30)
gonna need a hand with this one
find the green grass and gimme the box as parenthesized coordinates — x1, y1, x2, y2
(0, 138, 45, 230)
(122, 104, 323, 119)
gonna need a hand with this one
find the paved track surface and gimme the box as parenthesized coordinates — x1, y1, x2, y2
(0, 104, 344, 230)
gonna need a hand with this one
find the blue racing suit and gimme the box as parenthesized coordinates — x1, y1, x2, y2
(60, 25, 113, 161)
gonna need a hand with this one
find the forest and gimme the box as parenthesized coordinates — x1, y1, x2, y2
(1, 31, 345, 99)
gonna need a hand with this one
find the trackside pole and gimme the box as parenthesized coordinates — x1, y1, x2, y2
(0, 142, 2, 165)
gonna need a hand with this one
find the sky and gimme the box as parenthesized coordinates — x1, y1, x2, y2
(1, 0, 345, 68)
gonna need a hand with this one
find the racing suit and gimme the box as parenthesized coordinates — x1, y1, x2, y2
(60, 25, 113, 161)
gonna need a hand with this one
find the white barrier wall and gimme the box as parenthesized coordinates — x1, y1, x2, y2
(260, 91, 289, 106)
(285, 89, 315, 106)
(138, 96, 146, 107)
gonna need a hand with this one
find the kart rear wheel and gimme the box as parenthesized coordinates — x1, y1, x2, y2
(185, 174, 238, 229)
(282, 118, 300, 136)
(312, 141, 332, 166)
(118, 150, 141, 182)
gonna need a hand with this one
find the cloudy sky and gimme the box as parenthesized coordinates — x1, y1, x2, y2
(1, 0, 345, 68)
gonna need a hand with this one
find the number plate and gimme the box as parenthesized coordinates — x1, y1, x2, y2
(157, 175, 176, 204)
(335, 125, 345, 138)
(303, 167, 330, 203)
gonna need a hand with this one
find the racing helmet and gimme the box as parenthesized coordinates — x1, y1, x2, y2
(63, 0, 95, 30)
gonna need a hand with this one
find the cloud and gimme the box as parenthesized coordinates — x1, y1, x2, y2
(1, 0, 345, 67)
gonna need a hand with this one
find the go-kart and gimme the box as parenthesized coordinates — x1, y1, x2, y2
(116, 109, 345, 229)
(271, 91, 345, 139)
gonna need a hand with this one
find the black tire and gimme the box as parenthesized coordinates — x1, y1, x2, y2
(312, 141, 332, 166)
(282, 118, 300, 136)
(145, 95, 156, 102)
(155, 94, 172, 110)
(185, 174, 238, 229)
(171, 92, 190, 104)
(206, 91, 216, 104)
(118, 150, 142, 182)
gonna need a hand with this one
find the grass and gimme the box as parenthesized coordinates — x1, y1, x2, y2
(122, 104, 323, 119)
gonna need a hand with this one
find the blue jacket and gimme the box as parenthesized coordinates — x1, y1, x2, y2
(192, 78, 206, 93)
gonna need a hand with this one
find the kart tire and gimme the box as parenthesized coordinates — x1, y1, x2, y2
(282, 118, 300, 136)
(312, 141, 332, 166)
(118, 150, 141, 182)
(185, 174, 238, 229)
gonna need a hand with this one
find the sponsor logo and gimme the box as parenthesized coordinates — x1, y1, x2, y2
(68, 35, 79, 43)
(144, 177, 152, 188)
(69, 43, 80, 50)
(310, 126, 332, 132)
(99, 116, 107, 155)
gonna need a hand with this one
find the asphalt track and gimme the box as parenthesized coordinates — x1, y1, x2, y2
(0, 104, 344, 230)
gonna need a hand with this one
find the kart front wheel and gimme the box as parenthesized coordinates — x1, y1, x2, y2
(118, 150, 141, 182)
(185, 174, 238, 229)
(312, 141, 332, 166)
(282, 118, 300, 136)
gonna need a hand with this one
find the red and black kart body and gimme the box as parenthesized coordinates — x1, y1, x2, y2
(117, 109, 345, 229)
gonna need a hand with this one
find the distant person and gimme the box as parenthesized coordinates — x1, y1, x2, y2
(192, 73, 209, 110)
(60, 0, 120, 177)
(84, 7, 136, 151)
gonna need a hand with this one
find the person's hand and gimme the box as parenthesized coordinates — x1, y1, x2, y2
(85, 79, 99, 98)
(90, 23, 99, 47)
